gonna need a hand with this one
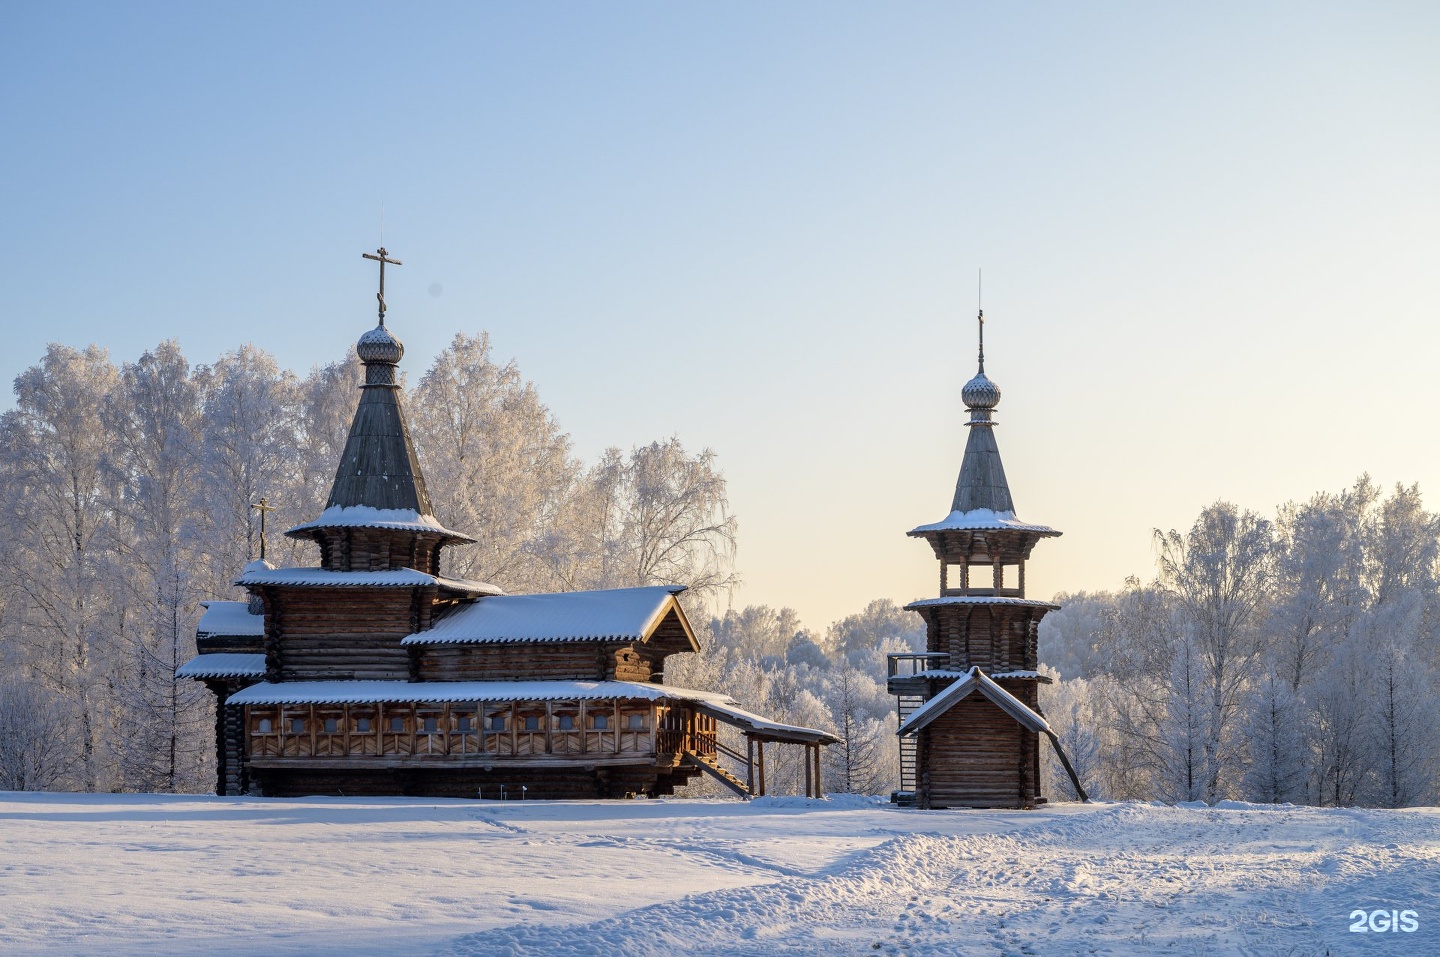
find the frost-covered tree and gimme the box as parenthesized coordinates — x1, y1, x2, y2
(1240, 669, 1310, 804)
(561, 438, 739, 611)
(0, 344, 121, 789)
(103, 341, 210, 792)
(709, 605, 804, 663)
(192, 345, 303, 583)
(1153, 503, 1271, 801)
(1039, 670, 1103, 801)
(0, 676, 76, 791)
(1364, 636, 1439, 808)
(409, 333, 579, 590)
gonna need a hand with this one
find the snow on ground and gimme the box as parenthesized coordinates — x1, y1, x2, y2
(0, 793, 1436, 956)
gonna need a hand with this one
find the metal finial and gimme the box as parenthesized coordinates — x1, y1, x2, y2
(977, 310, 985, 375)
(362, 247, 403, 324)
(977, 269, 985, 373)
(252, 497, 276, 561)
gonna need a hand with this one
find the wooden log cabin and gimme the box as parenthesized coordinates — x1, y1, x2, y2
(179, 253, 835, 799)
(888, 312, 1087, 809)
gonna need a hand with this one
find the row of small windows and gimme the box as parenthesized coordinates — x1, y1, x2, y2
(255, 712, 647, 734)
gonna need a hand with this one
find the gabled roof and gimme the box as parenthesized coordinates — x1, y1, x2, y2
(401, 585, 697, 650)
(233, 566, 502, 596)
(897, 666, 1051, 737)
(196, 601, 264, 638)
(176, 653, 267, 679)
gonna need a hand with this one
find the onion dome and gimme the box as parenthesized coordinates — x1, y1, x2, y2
(962, 370, 1001, 411)
(357, 322, 404, 365)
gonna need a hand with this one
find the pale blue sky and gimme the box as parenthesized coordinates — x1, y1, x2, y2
(4, 3, 1438, 628)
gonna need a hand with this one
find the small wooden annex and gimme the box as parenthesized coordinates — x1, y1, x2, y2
(887, 316, 1086, 809)
(180, 254, 834, 800)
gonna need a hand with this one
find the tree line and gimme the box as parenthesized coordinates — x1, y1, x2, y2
(1039, 479, 1440, 808)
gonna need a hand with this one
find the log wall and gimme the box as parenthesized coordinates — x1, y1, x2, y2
(266, 586, 430, 680)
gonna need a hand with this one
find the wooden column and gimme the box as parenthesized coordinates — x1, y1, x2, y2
(746, 737, 755, 794)
(813, 744, 824, 799)
(757, 741, 766, 796)
(545, 700, 554, 754)
(804, 745, 813, 797)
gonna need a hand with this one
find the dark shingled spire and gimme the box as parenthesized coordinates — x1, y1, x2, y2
(325, 321, 434, 514)
(951, 309, 1014, 514)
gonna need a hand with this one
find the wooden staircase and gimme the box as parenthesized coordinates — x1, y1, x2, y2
(681, 751, 751, 799)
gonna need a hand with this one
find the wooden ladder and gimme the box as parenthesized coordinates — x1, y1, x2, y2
(896, 694, 923, 797)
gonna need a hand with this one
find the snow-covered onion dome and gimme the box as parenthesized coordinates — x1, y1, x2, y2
(961, 370, 1001, 411)
(357, 322, 404, 365)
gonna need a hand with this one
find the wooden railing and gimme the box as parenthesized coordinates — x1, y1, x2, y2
(887, 652, 949, 678)
(247, 700, 699, 760)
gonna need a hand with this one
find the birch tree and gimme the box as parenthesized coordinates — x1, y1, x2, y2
(0, 344, 120, 789)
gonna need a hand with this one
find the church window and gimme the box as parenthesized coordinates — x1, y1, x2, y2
(489, 715, 507, 731)
(323, 718, 339, 734)
(457, 716, 473, 733)
(557, 715, 574, 731)
(390, 717, 405, 733)
(422, 717, 439, 734)
(256, 719, 272, 734)
(289, 718, 305, 734)
(523, 716, 541, 732)
(356, 718, 372, 733)
(627, 714, 646, 731)
(591, 714, 609, 730)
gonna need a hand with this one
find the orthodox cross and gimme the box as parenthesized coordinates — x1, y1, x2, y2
(251, 497, 276, 561)
(362, 247, 403, 324)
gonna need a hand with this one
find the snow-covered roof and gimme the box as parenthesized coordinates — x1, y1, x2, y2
(234, 566, 502, 596)
(897, 666, 1051, 737)
(908, 508, 1060, 537)
(688, 696, 840, 745)
(285, 505, 472, 542)
(904, 596, 1061, 612)
(229, 679, 701, 706)
(176, 653, 266, 679)
(195, 601, 264, 637)
(402, 585, 691, 646)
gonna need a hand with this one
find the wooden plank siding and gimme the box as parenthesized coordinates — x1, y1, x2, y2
(918, 694, 1039, 809)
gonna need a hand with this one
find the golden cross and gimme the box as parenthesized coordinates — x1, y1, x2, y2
(252, 497, 276, 561)
(361, 247, 403, 324)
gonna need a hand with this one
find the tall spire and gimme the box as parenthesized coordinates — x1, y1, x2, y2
(951, 307, 1012, 514)
(324, 249, 432, 514)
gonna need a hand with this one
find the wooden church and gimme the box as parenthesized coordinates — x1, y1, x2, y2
(887, 312, 1086, 809)
(180, 249, 835, 800)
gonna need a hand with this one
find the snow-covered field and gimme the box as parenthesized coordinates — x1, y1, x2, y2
(2, 792, 1436, 956)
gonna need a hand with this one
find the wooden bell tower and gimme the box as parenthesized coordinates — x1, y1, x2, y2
(888, 309, 1082, 809)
